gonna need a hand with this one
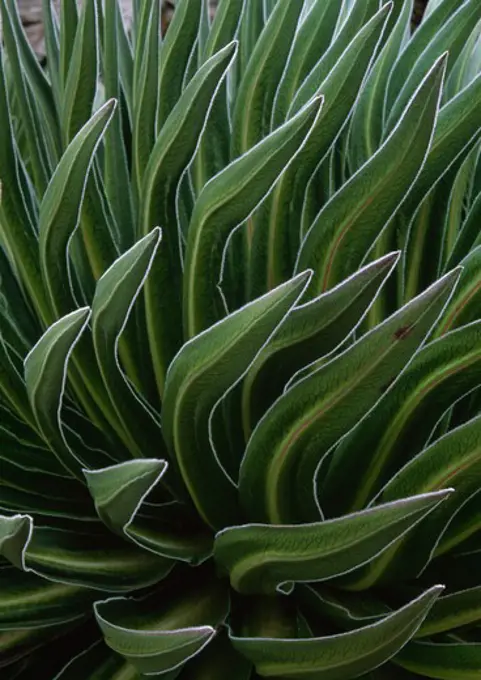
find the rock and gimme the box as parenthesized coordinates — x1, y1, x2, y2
(2, 1, 175, 58)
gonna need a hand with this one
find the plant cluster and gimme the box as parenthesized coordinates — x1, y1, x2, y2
(1, 0, 481, 678)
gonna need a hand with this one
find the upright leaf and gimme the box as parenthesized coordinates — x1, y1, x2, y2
(239, 269, 459, 524)
(295, 53, 446, 296)
(162, 272, 311, 530)
(183, 95, 323, 338)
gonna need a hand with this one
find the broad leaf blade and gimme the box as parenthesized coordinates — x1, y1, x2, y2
(239, 269, 459, 524)
(131, 0, 160, 196)
(295, 53, 446, 295)
(230, 586, 443, 679)
(24, 308, 91, 478)
(324, 320, 481, 518)
(183, 96, 323, 337)
(156, 0, 202, 132)
(84, 459, 212, 564)
(0, 568, 96, 630)
(231, 0, 304, 156)
(0, 515, 172, 592)
(242, 252, 400, 438)
(251, 4, 392, 296)
(349, 0, 413, 170)
(39, 99, 116, 320)
(61, 0, 99, 145)
(102, 0, 134, 251)
(163, 271, 311, 530)
(142, 41, 238, 396)
(272, 1, 343, 125)
(95, 575, 228, 675)
(84, 459, 168, 534)
(91, 228, 164, 458)
(214, 492, 450, 595)
(417, 586, 481, 638)
(396, 640, 481, 679)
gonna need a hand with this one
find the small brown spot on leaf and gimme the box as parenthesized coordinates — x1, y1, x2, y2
(394, 325, 413, 340)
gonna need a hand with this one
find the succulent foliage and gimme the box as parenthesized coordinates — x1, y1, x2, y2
(1, 0, 481, 677)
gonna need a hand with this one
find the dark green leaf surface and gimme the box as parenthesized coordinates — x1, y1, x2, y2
(231, 586, 443, 679)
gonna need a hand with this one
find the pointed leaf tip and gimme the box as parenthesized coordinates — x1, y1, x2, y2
(0, 514, 32, 570)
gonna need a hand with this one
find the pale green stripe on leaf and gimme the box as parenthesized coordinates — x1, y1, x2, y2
(240, 269, 459, 524)
(183, 95, 323, 338)
(163, 271, 311, 530)
(214, 492, 450, 595)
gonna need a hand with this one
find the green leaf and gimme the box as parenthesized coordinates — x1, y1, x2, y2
(3, 0, 61, 164)
(156, 0, 203, 133)
(361, 414, 481, 582)
(84, 458, 212, 563)
(178, 631, 252, 680)
(385, 0, 462, 110)
(434, 246, 481, 336)
(42, 0, 61, 112)
(339, 425, 481, 589)
(272, 1, 343, 126)
(115, 4, 134, 126)
(1, 517, 172, 592)
(24, 307, 92, 478)
(239, 269, 459, 524)
(61, 0, 99, 144)
(323, 319, 481, 518)
(435, 487, 481, 558)
(231, 0, 304, 156)
(296, 583, 389, 633)
(230, 586, 443, 679)
(250, 4, 392, 296)
(24, 308, 123, 481)
(242, 252, 400, 438)
(445, 189, 481, 270)
(59, 0, 79, 92)
(39, 99, 116, 320)
(84, 458, 168, 534)
(215, 491, 450, 596)
(163, 271, 311, 530)
(183, 95, 323, 338)
(235, 0, 264, 83)
(131, 0, 160, 196)
(386, 0, 481, 129)
(0, 441, 97, 521)
(417, 586, 481, 638)
(0, 58, 50, 324)
(295, 52, 446, 296)
(438, 140, 481, 270)
(0, 0, 52, 193)
(0, 515, 31, 570)
(349, 0, 413, 170)
(193, 1, 244, 192)
(400, 67, 481, 226)
(141, 41, 238, 396)
(288, 0, 381, 116)
(0, 333, 36, 430)
(53, 641, 135, 680)
(91, 228, 164, 458)
(202, 0, 244, 61)
(396, 640, 481, 679)
(102, 0, 134, 251)
(0, 568, 95, 630)
(95, 574, 229, 675)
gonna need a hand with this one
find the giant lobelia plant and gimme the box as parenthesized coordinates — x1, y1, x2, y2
(1, 0, 481, 677)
